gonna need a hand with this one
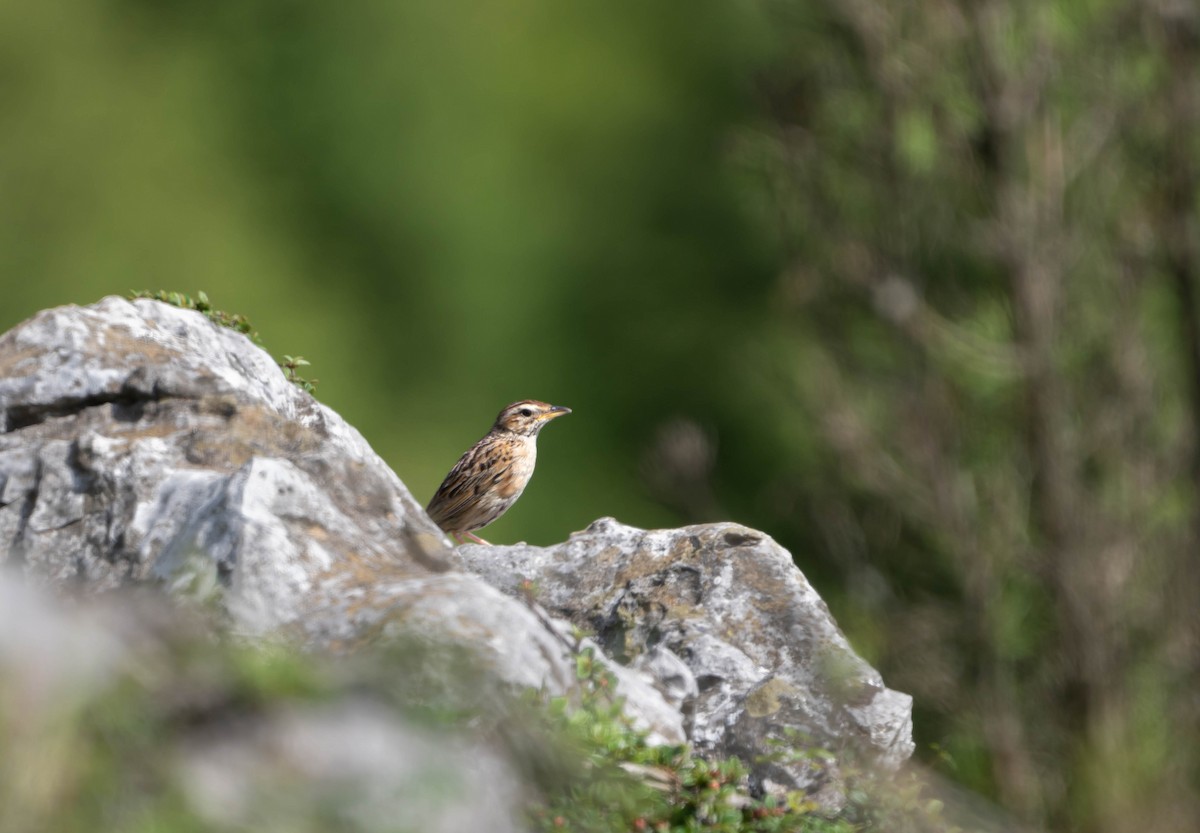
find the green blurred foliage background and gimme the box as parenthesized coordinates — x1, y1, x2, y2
(3, 1, 1199, 831)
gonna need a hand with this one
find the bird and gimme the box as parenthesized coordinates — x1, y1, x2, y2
(426, 399, 571, 544)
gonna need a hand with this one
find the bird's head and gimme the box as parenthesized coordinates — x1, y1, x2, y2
(493, 400, 572, 437)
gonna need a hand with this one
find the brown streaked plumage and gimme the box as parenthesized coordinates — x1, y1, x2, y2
(426, 400, 571, 544)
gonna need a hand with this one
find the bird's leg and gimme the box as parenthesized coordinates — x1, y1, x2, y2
(450, 531, 464, 544)
(462, 530, 491, 545)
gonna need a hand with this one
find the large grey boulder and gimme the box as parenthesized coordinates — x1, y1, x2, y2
(0, 295, 451, 594)
(0, 296, 913, 809)
(458, 520, 914, 805)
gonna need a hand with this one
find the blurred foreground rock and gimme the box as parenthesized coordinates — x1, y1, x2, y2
(0, 297, 913, 811)
(0, 574, 529, 833)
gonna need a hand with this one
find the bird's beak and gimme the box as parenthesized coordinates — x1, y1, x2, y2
(542, 405, 572, 420)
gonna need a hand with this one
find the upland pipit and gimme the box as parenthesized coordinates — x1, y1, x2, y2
(426, 400, 571, 544)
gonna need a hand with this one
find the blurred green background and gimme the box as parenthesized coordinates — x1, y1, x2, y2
(3, 1, 1199, 831)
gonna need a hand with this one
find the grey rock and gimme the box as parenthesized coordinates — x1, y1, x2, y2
(0, 297, 913, 811)
(180, 700, 525, 833)
(0, 297, 683, 743)
(0, 297, 453, 594)
(630, 645, 699, 711)
(356, 572, 684, 744)
(0, 572, 528, 833)
(0, 566, 126, 707)
(457, 518, 915, 805)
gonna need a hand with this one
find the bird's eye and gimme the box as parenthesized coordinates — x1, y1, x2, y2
(519, 408, 533, 417)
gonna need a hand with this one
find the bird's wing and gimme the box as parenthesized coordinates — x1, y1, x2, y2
(426, 439, 511, 529)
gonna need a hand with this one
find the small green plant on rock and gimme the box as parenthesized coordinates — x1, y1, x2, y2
(529, 646, 954, 833)
(280, 355, 318, 394)
(129, 290, 318, 392)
